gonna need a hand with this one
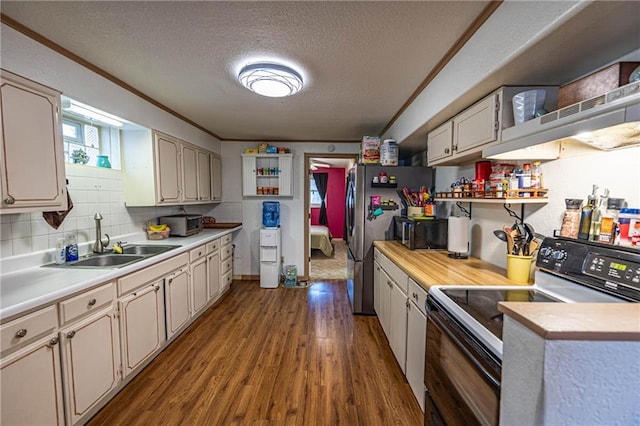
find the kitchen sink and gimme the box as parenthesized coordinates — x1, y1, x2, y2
(43, 244, 181, 269)
(120, 244, 180, 256)
(70, 254, 145, 268)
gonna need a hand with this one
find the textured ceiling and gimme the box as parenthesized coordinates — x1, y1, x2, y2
(0, 1, 491, 142)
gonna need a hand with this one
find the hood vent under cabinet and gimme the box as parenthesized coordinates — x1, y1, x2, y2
(484, 81, 640, 160)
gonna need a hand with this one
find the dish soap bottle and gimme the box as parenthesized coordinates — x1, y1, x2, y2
(578, 185, 598, 240)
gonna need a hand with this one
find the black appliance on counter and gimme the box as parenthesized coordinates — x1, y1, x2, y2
(393, 216, 448, 250)
(424, 237, 639, 425)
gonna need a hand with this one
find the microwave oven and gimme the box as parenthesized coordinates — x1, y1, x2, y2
(393, 216, 448, 250)
(158, 214, 203, 237)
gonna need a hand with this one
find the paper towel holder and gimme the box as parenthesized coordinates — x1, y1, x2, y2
(447, 215, 469, 259)
(448, 249, 469, 259)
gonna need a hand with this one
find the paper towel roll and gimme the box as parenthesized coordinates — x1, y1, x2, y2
(448, 216, 470, 254)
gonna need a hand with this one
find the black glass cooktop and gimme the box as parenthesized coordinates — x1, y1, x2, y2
(440, 288, 561, 339)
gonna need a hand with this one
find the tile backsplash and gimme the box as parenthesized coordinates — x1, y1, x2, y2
(0, 163, 232, 259)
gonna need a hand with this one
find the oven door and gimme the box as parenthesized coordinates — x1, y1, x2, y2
(424, 299, 501, 426)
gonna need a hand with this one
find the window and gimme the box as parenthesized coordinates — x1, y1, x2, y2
(63, 118, 100, 166)
(310, 176, 324, 207)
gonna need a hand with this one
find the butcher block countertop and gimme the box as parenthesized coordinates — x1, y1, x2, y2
(373, 240, 521, 291)
(498, 302, 640, 341)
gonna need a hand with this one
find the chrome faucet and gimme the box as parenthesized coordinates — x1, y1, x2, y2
(92, 213, 110, 253)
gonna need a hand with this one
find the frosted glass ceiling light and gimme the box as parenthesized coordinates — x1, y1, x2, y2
(238, 63, 303, 97)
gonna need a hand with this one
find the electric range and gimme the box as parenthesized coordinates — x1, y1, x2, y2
(428, 237, 640, 360)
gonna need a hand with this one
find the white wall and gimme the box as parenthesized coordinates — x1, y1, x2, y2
(220, 142, 360, 277)
(1, 23, 220, 152)
(436, 146, 640, 269)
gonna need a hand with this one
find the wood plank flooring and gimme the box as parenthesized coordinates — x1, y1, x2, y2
(88, 280, 423, 425)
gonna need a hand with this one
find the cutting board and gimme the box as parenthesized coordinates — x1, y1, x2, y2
(203, 222, 242, 229)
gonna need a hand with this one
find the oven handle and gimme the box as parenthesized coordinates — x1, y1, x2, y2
(429, 311, 501, 390)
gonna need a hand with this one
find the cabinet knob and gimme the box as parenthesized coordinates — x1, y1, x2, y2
(88, 298, 97, 306)
(48, 337, 59, 347)
(154, 284, 160, 291)
(168, 278, 173, 284)
(199, 251, 202, 256)
(66, 331, 76, 339)
(160, 196, 165, 202)
(4, 195, 15, 205)
(444, 148, 450, 154)
(453, 144, 458, 152)
(15, 328, 27, 338)
(406, 300, 410, 308)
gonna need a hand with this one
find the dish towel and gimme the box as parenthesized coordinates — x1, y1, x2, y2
(42, 190, 74, 229)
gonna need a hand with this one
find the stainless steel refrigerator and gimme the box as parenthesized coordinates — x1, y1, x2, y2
(345, 164, 435, 314)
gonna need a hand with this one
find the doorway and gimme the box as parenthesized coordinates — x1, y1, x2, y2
(303, 153, 358, 281)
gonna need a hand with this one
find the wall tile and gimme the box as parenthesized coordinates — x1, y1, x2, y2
(13, 237, 32, 255)
(31, 235, 49, 251)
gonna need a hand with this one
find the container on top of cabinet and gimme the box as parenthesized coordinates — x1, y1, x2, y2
(426, 86, 558, 166)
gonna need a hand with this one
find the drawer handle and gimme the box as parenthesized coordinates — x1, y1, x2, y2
(48, 337, 59, 347)
(15, 328, 27, 338)
(199, 251, 202, 256)
(4, 195, 15, 205)
(67, 331, 76, 339)
(88, 298, 97, 306)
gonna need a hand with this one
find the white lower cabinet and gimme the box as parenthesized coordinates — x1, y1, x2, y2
(406, 278, 428, 411)
(389, 280, 408, 374)
(60, 305, 120, 424)
(378, 268, 392, 338)
(208, 251, 220, 301)
(373, 259, 382, 317)
(165, 266, 191, 339)
(190, 245, 208, 315)
(0, 334, 65, 425)
(119, 280, 165, 376)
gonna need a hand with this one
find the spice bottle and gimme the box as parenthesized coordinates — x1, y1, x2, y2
(578, 185, 598, 240)
(531, 161, 543, 189)
(560, 199, 583, 238)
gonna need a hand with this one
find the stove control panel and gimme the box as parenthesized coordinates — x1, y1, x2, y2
(537, 237, 640, 301)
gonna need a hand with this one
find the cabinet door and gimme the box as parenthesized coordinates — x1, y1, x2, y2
(155, 134, 181, 204)
(182, 144, 198, 202)
(453, 94, 498, 153)
(0, 70, 67, 213)
(278, 154, 293, 196)
(208, 251, 220, 301)
(427, 121, 453, 164)
(119, 282, 165, 376)
(378, 269, 392, 338)
(242, 155, 257, 196)
(389, 281, 408, 374)
(0, 335, 64, 425)
(191, 256, 208, 315)
(406, 300, 426, 411)
(210, 154, 222, 201)
(165, 268, 191, 339)
(197, 150, 211, 202)
(374, 260, 382, 316)
(60, 306, 120, 424)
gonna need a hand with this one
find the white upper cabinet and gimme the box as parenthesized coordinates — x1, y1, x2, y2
(427, 86, 558, 166)
(241, 153, 293, 197)
(0, 69, 67, 213)
(122, 129, 222, 206)
(210, 153, 222, 202)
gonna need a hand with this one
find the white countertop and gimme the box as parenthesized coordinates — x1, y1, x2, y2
(0, 227, 241, 321)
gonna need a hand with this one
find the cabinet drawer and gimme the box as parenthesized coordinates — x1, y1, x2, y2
(189, 244, 206, 262)
(206, 239, 220, 254)
(378, 252, 408, 294)
(221, 234, 232, 246)
(221, 257, 232, 275)
(118, 253, 189, 296)
(221, 270, 232, 288)
(408, 279, 428, 316)
(59, 282, 115, 325)
(1, 305, 57, 354)
(221, 243, 232, 261)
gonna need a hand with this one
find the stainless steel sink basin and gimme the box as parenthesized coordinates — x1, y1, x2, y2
(71, 254, 145, 268)
(120, 244, 180, 256)
(43, 244, 181, 269)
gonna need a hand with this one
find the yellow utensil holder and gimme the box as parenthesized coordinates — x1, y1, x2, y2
(506, 254, 534, 284)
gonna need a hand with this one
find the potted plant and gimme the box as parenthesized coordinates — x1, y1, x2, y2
(71, 148, 89, 164)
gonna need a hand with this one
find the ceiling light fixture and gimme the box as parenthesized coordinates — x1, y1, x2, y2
(238, 63, 303, 98)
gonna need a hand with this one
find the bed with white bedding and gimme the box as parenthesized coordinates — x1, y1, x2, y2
(310, 225, 333, 256)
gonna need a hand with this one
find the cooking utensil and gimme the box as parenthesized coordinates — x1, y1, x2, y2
(523, 223, 535, 255)
(493, 230, 508, 242)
